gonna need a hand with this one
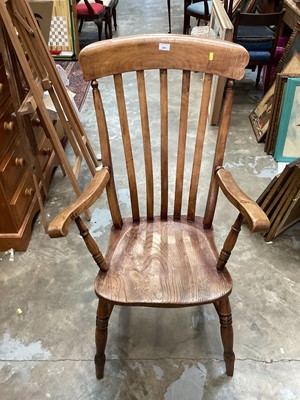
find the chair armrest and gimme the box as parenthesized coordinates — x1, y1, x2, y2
(48, 167, 110, 238)
(216, 167, 270, 233)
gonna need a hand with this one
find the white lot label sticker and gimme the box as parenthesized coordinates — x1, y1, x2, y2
(159, 43, 170, 51)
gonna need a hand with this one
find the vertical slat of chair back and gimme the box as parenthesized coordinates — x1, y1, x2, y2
(187, 72, 213, 221)
(114, 73, 140, 223)
(203, 80, 235, 229)
(136, 70, 154, 221)
(91, 80, 123, 229)
(173, 70, 191, 220)
(79, 36, 249, 228)
(160, 69, 168, 220)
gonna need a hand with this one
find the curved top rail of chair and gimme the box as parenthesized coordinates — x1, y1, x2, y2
(79, 34, 249, 81)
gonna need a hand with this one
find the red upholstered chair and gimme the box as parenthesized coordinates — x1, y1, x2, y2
(76, 0, 105, 41)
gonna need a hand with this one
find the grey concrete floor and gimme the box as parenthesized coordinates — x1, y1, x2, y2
(1, 1, 300, 399)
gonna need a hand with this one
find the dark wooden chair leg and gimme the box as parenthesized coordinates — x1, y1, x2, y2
(183, 13, 190, 34)
(79, 18, 83, 33)
(263, 65, 272, 93)
(105, 8, 113, 39)
(214, 297, 235, 376)
(112, 5, 117, 30)
(256, 65, 263, 87)
(95, 298, 112, 379)
(94, 18, 103, 41)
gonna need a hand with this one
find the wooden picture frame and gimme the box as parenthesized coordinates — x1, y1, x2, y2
(267, 72, 300, 155)
(231, 0, 257, 19)
(232, 0, 243, 14)
(276, 21, 300, 76)
(208, 0, 233, 125)
(249, 84, 275, 142)
(265, 53, 300, 154)
(250, 52, 300, 145)
(240, 0, 258, 13)
(274, 77, 300, 162)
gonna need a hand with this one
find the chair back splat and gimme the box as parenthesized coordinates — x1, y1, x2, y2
(49, 35, 270, 381)
(79, 35, 248, 227)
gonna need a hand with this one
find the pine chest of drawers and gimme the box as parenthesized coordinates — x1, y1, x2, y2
(0, 53, 58, 251)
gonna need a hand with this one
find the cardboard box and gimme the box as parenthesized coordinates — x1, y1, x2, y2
(29, 0, 53, 43)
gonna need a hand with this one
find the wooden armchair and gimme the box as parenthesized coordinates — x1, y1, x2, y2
(48, 35, 269, 379)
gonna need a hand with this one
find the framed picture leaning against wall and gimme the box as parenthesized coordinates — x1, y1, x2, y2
(274, 77, 300, 162)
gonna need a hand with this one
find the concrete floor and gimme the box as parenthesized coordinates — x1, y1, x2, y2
(1, 1, 300, 399)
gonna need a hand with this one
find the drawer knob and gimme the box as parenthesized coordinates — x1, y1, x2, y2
(0, 83, 4, 94)
(32, 118, 41, 127)
(15, 157, 26, 167)
(4, 121, 15, 132)
(24, 188, 34, 197)
(41, 147, 52, 156)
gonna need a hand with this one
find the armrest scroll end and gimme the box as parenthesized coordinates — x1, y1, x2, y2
(216, 168, 270, 233)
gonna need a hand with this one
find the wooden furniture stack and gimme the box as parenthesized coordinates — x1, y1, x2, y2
(0, 52, 58, 251)
(257, 158, 300, 241)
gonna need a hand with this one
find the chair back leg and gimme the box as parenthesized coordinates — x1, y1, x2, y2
(79, 18, 84, 32)
(256, 65, 263, 87)
(112, 5, 117, 30)
(183, 13, 190, 34)
(94, 18, 103, 41)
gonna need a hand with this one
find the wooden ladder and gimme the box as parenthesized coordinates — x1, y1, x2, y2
(0, 0, 99, 225)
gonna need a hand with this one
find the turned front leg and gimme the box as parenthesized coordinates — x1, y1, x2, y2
(214, 297, 235, 376)
(95, 298, 112, 379)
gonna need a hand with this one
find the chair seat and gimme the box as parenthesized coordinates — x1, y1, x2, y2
(238, 41, 273, 51)
(236, 25, 274, 40)
(76, 3, 104, 16)
(95, 217, 232, 306)
(247, 51, 271, 62)
(187, 1, 212, 15)
(191, 25, 216, 38)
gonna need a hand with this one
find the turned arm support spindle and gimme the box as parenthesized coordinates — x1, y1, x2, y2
(215, 167, 270, 271)
(217, 213, 244, 271)
(48, 167, 110, 271)
(74, 216, 109, 272)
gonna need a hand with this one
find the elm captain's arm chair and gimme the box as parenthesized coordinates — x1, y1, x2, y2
(48, 35, 270, 380)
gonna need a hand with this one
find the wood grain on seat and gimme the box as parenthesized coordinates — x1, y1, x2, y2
(96, 217, 232, 306)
